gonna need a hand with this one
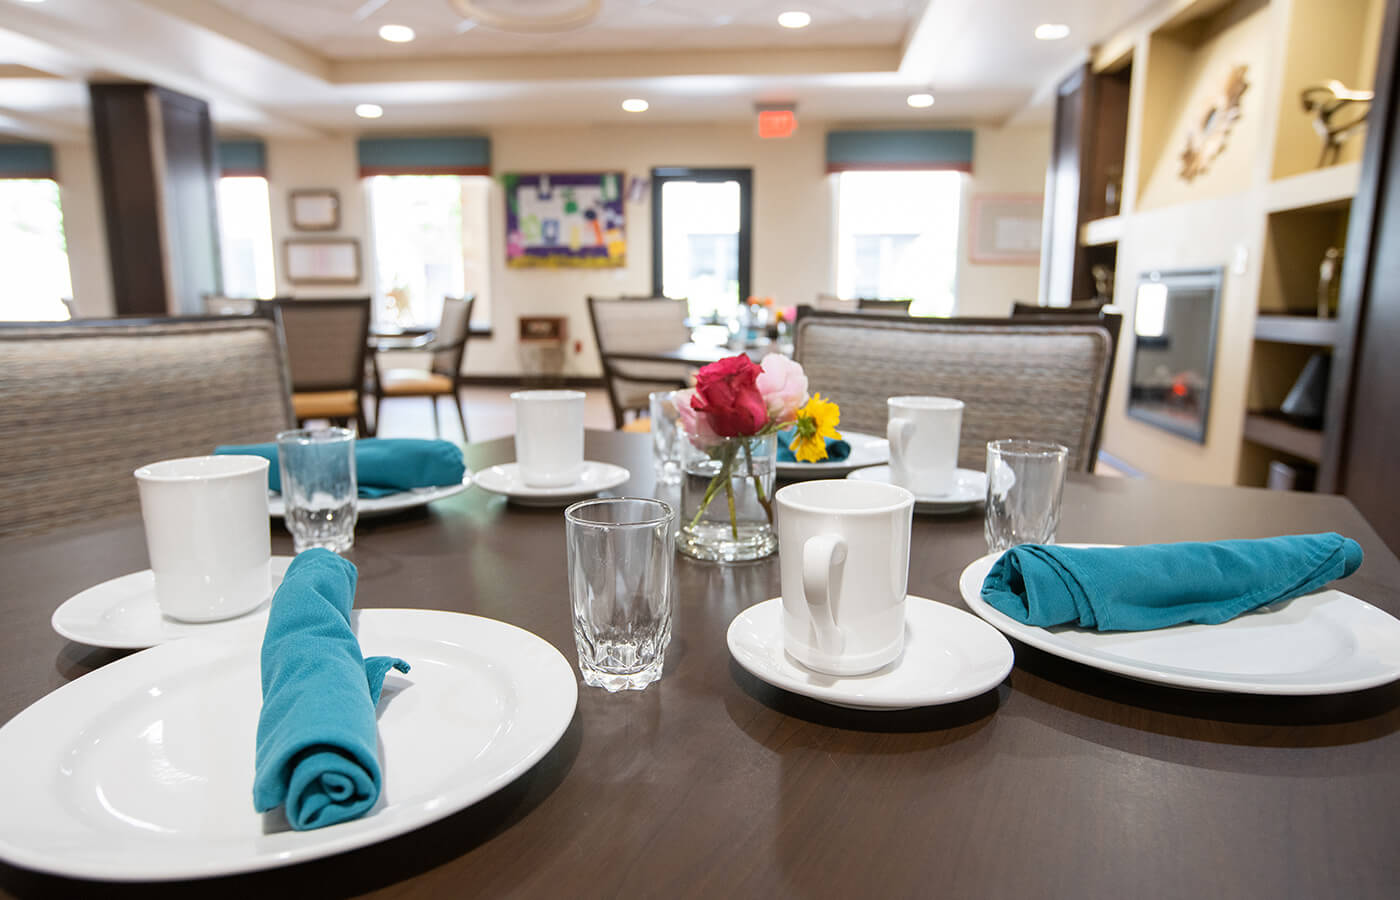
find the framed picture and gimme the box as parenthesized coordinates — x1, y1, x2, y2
(284, 238, 361, 284)
(968, 193, 1044, 265)
(504, 172, 626, 268)
(289, 189, 340, 231)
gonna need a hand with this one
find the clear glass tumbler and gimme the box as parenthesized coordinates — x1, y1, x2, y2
(276, 427, 358, 554)
(649, 390, 683, 486)
(985, 439, 1069, 554)
(565, 497, 677, 692)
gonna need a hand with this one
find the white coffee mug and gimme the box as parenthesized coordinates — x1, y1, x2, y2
(134, 455, 272, 623)
(887, 396, 964, 497)
(776, 479, 915, 676)
(513, 390, 586, 487)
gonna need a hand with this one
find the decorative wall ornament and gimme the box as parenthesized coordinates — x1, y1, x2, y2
(1301, 80, 1374, 167)
(1179, 65, 1250, 182)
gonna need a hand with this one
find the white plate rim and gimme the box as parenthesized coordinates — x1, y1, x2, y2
(267, 476, 470, 518)
(0, 608, 578, 881)
(847, 465, 986, 510)
(472, 460, 630, 503)
(50, 557, 297, 650)
(726, 595, 1014, 709)
(775, 430, 889, 477)
(958, 543, 1400, 695)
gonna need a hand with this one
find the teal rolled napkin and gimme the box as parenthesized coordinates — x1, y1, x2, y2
(253, 549, 409, 830)
(216, 438, 464, 498)
(776, 428, 852, 464)
(981, 533, 1363, 632)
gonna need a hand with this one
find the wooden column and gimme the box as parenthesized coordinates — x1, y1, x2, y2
(88, 83, 222, 316)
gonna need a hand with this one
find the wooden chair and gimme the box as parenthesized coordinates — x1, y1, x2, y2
(0, 316, 295, 538)
(793, 307, 1121, 473)
(372, 295, 474, 441)
(586, 295, 694, 429)
(274, 297, 373, 436)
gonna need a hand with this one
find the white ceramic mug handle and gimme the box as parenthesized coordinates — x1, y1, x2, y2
(802, 534, 848, 657)
(887, 418, 914, 476)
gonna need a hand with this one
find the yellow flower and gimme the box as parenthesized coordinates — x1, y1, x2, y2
(789, 393, 842, 463)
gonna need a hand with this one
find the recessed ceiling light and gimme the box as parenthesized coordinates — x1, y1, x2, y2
(1034, 23, 1070, 41)
(621, 98, 649, 113)
(777, 11, 811, 29)
(907, 93, 935, 109)
(378, 24, 416, 43)
(355, 103, 384, 119)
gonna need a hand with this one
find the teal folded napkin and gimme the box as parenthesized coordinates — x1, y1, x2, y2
(981, 533, 1363, 632)
(216, 438, 464, 498)
(776, 428, 852, 464)
(252, 549, 409, 830)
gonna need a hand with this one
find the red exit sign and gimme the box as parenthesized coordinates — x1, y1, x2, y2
(757, 108, 797, 139)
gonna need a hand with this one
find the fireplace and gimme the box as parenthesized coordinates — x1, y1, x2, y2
(1126, 267, 1224, 444)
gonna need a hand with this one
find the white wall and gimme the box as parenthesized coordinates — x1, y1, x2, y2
(265, 138, 373, 298)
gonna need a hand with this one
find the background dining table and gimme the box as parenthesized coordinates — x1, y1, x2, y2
(1, 430, 1397, 899)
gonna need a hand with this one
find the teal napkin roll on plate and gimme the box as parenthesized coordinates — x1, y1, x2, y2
(253, 549, 409, 830)
(981, 533, 1363, 632)
(216, 438, 464, 498)
(776, 428, 852, 464)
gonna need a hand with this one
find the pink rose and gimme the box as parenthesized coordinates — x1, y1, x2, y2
(755, 354, 809, 425)
(674, 388, 722, 449)
(690, 355, 768, 437)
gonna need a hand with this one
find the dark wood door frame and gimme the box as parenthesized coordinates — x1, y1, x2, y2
(650, 167, 753, 306)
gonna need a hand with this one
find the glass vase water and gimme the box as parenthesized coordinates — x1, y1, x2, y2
(677, 432, 778, 562)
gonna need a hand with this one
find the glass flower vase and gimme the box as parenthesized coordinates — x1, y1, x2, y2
(677, 433, 778, 562)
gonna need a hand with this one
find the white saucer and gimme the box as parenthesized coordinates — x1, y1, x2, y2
(267, 477, 469, 518)
(473, 461, 631, 506)
(51, 557, 295, 649)
(726, 596, 1014, 709)
(847, 465, 987, 514)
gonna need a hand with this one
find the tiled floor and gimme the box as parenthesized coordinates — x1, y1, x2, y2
(371, 386, 615, 444)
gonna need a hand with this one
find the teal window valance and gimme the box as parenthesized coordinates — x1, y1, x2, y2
(218, 140, 267, 177)
(0, 142, 55, 180)
(825, 129, 975, 173)
(356, 136, 491, 176)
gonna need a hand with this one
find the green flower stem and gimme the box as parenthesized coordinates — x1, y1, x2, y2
(725, 478, 738, 539)
(743, 440, 775, 526)
(688, 440, 737, 530)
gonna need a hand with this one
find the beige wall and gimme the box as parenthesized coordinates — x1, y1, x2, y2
(54, 141, 113, 318)
(59, 121, 1049, 374)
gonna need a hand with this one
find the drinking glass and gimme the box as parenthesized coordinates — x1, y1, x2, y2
(985, 439, 1068, 553)
(565, 497, 676, 692)
(649, 390, 683, 486)
(277, 427, 357, 554)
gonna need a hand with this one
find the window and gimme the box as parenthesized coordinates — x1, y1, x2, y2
(216, 176, 277, 299)
(835, 171, 964, 316)
(0, 179, 73, 321)
(652, 168, 752, 321)
(367, 174, 492, 329)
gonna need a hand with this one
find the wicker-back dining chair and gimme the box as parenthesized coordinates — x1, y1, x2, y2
(792, 307, 1120, 472)
(372, 295, 475, 440)
(274, 297, 372, 436)
(0, 316, 295, 539)
(586, 295, 695, 428)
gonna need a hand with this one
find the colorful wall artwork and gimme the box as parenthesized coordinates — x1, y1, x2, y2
(505, 172, 626, 268)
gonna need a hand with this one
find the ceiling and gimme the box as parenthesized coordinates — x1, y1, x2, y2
(0, 0, 1162, 141)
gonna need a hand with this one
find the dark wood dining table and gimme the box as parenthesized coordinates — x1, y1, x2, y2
(2, 430, 1398, 898)
(604, 340, 790, 367)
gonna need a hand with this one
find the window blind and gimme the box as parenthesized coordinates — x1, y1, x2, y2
(356, 136, 491, 176)
(825, 129, 974, 173)
(0, 142, 55, 179)
(218, 140, 267, 177)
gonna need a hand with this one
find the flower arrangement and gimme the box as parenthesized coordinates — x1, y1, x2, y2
(675, 354, 841, 538)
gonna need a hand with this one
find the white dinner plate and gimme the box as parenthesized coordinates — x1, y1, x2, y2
(775, 431, 889, 479)
(267, 476, 470, 518)
(51, 556, 295, 650)
(958, 544, 1400, 695)
(726, 596, 1014, 709)
(0, 609, 578, 881)
(847, 465, 987, 514)
(472, 461, 631, 506)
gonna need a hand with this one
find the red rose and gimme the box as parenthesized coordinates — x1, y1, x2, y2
(690, 355, 769, 437)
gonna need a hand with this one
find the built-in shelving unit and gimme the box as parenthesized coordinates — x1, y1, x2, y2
(1243, 412, 1324, 463)
(1265, 162, 1362, 213)
(1079, 216, 1123, 247)
(1253, 314, 1340, 345)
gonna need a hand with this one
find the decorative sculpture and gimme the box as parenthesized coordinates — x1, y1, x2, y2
(1317, 247, 1342, 319)
(1301, 80, 1373, 167)
(1180, 65, 1250, 181)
